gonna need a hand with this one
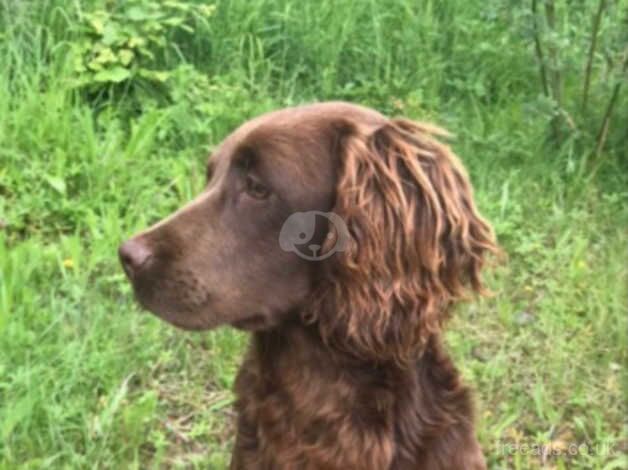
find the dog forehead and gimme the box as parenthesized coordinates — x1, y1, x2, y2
(208, 102, 387, 208)
(237, 116, 337, 201)
(220, 101, 385, 146)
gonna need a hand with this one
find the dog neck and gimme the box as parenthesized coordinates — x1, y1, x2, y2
(233, 319, 476, 468)
(247, 318, 456, 390)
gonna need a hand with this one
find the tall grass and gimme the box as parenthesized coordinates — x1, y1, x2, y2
(0, 0, 626, 468)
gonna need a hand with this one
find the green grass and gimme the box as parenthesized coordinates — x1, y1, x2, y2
(0, 0, 627, 468)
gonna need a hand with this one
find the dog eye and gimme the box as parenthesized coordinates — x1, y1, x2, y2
(245, 175, 270, 199)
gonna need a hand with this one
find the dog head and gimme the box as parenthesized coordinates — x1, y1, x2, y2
(120, 102, 496, 362)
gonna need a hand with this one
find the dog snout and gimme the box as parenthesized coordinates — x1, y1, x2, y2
(119, 237, 152, 278)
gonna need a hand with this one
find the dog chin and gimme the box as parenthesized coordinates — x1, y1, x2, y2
(134, 295, 221, 331)
(231, 313, 274, 331)
(159, 311, 224, 331)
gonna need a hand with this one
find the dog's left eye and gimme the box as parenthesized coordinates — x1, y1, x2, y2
(245, 175, 270, 199)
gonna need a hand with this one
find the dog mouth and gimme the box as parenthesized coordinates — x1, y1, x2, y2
(129, 281, 216, 328)
(127, 273, 270, 332)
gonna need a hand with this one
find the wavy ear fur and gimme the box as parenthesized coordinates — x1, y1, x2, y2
(306, 118, 497, 365)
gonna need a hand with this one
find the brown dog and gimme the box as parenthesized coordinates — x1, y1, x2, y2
(119, 102, 496, 469)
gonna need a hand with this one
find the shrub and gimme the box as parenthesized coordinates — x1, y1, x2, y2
(69, 0, 215, 90)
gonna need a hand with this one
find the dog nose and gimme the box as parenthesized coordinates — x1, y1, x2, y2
(119, 238, 152, 277)
(308, 244, 321, 255)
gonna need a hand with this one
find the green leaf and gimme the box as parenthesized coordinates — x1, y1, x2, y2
(163, 17, 184, 27)
(87, 60, 103, 72)
(86, 12, 108, 35)
(73, 58, 87, 73)
(164, 1, 191, 12)
(138, 69, 170, 82)
(198, 5, 216, 17)
(101, 23, 121, 46)
(95, 47, 117, 64)
(44, 175, 66, 195)
(89, 18, 104, 34)
(127, 36, 147, 48)
(126, 6, 160, 21)
(93, 66, 131, 83)
(118, 49, 134, 66)
(137, 47, 155, 60)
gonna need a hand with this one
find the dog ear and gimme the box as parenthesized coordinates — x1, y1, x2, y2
(305, 118, 497, 365)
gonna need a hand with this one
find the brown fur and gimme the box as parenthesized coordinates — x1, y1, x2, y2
(119, 102, 497, 469)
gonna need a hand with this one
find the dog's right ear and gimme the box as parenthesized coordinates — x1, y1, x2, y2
(305, 118, 497, 365)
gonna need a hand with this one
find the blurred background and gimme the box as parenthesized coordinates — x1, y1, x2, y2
(0, 0, 626, 468)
